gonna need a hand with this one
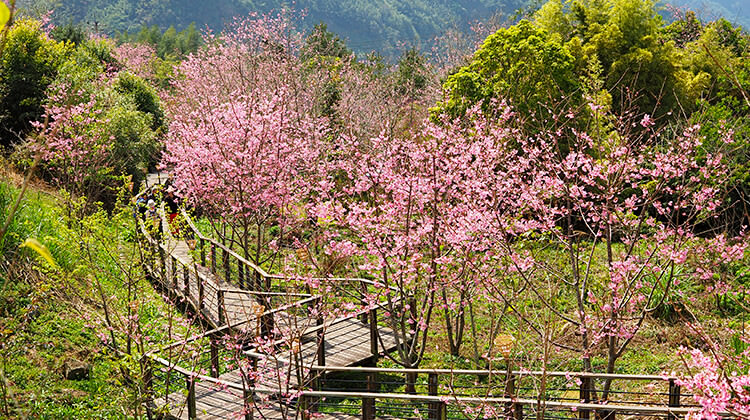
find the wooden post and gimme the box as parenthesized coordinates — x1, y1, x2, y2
(197, 265, 205, 312)
(183, 264, 190, 298)
(504, 373, 522, 420)
(369, 308, 378, 358)
(254, 271, 262, 291)
(308, 366, 321, 413)
(260, 310, 274, 339)
(217, 289, 225, 326)
(158, 246, 166, 281)
(141, 356, 155, 420)
(668, 379, 681, 420)
(428, 373, 445, 420)
(406, 371, 417, 395)
(223, 248, 230, 284)
(362, 371, 376, 420)
(317, 314, 325, 367)
(171, 257, 178, 292)
(210, 338, 220, 378)
(260, 287, 274, 339)
(249, 356, 257, 386)
(579, 376, 591, 420)
(200, 238, 206, 265)
(211, 244, 216, 274)
(301, 394, 312, 420)
(186, 375, 197, 420)
(244, 386, 253, 420)
(141, 356, 153, 403)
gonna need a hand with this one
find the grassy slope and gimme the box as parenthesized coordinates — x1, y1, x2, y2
(0, 173, 191, 419)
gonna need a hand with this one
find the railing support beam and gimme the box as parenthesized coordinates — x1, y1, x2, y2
(186, 375, 197, 420)
(668, 379, 681, 420)
(362, 372, 376, 420)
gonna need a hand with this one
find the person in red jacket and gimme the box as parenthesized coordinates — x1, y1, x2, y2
(164, 188, 180, 236)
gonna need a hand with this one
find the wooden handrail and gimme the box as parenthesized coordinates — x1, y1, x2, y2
(221, 290, 313, 298)
(297, 391, 703, 416)
(181, 208, 401, 293)
(146, 354, 709, 417)
(235, 351, 676, 382)
(146, 295, 322, 356)
(181, 209, 272, 278)
(300, 365, 676, 381)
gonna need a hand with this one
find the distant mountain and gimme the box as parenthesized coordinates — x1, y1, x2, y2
(22, 0, 526, 55)
(668, 0, 749, 29)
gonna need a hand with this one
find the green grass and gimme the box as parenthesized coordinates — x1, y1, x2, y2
(0, 180, 193, 419)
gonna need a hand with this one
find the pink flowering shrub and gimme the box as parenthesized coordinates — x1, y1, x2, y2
(113, 42, 158, 80)
(678, 346, 750, 419)
(163, 12, 329, 264)
(33, 77, 159, 206)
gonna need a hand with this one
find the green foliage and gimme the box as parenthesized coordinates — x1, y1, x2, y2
(534, 0, 572, 42)
(117, 23, 201, 59)
(691, 103, 750, 231)
(0, 2, 10, 30)
(52, 37, 114, 101)
(49, 22, 88, 45)
(302, 22, 351, 61)
(114, 71, 165, 133)
(0, 18, 67, 147)
(440, 0, 749, 126)
(104, 95, 160, 184)
(575, 0, 689, 117)
(662, 10, 702, 47)
(395, 47, 429, 99)
(0, 17, 165, 207)
(435, 19, 578, 122)
(0, 180, 192, 418)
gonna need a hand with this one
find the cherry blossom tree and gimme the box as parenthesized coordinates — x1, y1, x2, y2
(163, 12, 330, 266)
(465, 100, 745, 400)
(309, 104, 516, 385)
(112, 42, 159, 80)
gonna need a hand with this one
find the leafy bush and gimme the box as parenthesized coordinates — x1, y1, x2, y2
(0, 18, 67, 147)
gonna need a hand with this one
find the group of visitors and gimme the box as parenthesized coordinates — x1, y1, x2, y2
(133, 178, 181, 238)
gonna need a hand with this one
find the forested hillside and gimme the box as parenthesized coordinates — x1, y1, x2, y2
(3, 0, 750, 418)
(19, 0, 525, 55)
(674, 0, 749, 28)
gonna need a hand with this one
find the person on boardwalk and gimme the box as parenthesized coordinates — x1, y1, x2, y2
(164, 188, 180, 236)
(133, 195, 147, 220)
(146, 199, 162, 238)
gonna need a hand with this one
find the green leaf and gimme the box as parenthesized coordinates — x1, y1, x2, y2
(19, 237, 57, 267)
(0, 2, 9, 30)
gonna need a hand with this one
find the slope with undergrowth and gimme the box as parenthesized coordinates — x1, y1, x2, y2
(0, 168, 193, 418)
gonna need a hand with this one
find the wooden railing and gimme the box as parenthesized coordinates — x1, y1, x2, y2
(144, 348, 711, 420)
(177, 208, 398, 353)
(180, 208, 399, 293)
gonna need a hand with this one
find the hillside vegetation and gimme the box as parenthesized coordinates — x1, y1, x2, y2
(2, 0, 750, 418)
(21, 0, 524, 55)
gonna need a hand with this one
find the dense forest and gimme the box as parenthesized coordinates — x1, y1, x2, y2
(2, 0, 750, 418)
(19, 0, 526, 55)
(19, 0, 750, 55)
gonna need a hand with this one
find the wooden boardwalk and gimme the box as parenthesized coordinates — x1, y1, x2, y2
(141, 174, 401, 419)
(159, 381, 362, 420)
(161, 238, 265, 328)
